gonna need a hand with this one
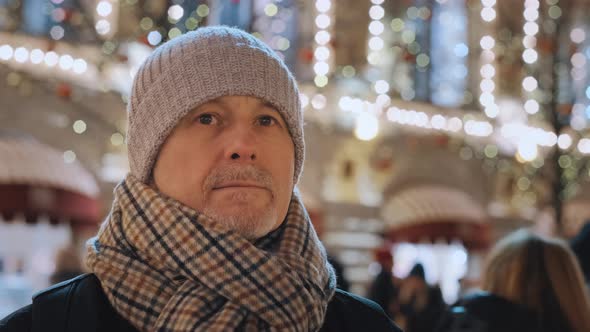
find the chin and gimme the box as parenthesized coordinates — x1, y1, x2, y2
(204, 207, 278, 240)
(216, 189, 270, 205)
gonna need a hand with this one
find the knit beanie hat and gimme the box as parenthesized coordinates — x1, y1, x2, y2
(126, 26, 304, 184)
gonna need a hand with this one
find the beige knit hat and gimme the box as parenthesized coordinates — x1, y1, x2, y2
(127, 26, 304, 184)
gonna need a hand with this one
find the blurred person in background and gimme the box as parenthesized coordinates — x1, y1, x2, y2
(368, 246, 400, 320)
(397, 263, 446, 332)
(437, 229, 590, 332)
(328, 254, 350, 292)
(49, 245, 84, 284)
(571, 221, 590, 287)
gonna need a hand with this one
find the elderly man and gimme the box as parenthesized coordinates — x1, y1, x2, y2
(0, 27, 400, 332)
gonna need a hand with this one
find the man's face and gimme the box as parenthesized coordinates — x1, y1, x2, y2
(153, 96, 295, 240)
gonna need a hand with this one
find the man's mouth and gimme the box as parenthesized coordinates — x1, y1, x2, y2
(213, 182, 268, 191)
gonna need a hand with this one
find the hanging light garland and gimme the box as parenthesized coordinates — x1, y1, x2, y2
(0, 44, 89, 76)
(251, 0, 294, 61)
(522, 0, 541, 115)
(4, 0, 590, 159)
(479, 0, 499, 118)
(367, 0, 391, 111)
(568, 17, 589, 131)
(95, 0, 117, 38)
(312, 0, 333, 89)
(49, 0, 66, 41)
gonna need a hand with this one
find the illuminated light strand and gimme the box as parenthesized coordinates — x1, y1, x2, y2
(366, 0, 391, 112)
(0, 44, 88, 75)
(522, 0, 540, 115)
(300, 90, 590, 153)
(96, 0, 117, 37)
(479, 0, 498, 119)
(312, 0, 333, 88)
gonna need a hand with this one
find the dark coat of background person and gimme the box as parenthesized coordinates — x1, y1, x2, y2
(400, 285, 446, 332)
(328, 255, 350, 292)
(435, 292, 571, 332)
(398, 263, 447, 332)
(0, 274, 403, 332)
(571, 222, 590, 284)
(368, 267, 399, 319)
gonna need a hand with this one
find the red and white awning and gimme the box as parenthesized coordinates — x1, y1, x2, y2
(0, 134, 100, 225)
(381, 185, 491, 249)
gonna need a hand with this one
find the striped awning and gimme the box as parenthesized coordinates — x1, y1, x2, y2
(0, 134, 100, 225)
(381, 185, 490, 249)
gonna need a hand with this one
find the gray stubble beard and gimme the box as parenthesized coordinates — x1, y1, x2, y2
(203, 201, 278, 240)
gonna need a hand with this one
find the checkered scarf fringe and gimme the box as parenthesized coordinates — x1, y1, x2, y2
(86, 175, 336, 332)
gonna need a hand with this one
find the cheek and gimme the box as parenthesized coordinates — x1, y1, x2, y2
(158, 143, 194, 181)
(154, 135, 210, 207)
(266, 140, 295, 198)
(267, 141, 294, 181)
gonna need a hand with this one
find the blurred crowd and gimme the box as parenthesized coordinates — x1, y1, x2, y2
(364, 225, 590, 332)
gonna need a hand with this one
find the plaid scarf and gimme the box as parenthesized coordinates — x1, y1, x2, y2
(86, 175, 336, 332)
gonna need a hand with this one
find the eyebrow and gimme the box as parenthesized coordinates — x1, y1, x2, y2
(214, 98, 276, 110)
(196, 99, 278, 113)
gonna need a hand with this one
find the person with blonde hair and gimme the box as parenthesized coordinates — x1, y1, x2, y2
(437, 229, 590, 332)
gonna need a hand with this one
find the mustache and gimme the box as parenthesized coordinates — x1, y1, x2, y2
(203, 164, 273, 191)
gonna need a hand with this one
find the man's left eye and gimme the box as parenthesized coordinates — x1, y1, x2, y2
(258, 116, 276, 126)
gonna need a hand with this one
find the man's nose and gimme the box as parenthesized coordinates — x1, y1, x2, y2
(224, 127, 257, 162)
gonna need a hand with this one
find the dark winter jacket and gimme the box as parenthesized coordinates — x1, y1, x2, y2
(0, 273, 402, 332)
(399, 284, 446, 332)
(367, 270, 399, 320)
(435, 291, 571, 332)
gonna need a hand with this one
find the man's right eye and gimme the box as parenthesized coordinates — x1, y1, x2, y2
(197, 114, 214, 125)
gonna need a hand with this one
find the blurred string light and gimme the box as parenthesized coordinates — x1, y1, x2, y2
(164, 2, 189, 40)
(73, 120, 87, 134)
(568, 19, 589, 130)
(522, 0, 540, 115)
(354, 112, 379, 141)
(401, 4, 431, 101)
(578, 138, 590, 154)
(156, 3, 209, 42)
(0, 44, 88, 75)
(252, 0, 282, 59)
(168, 5, 184, 22)
(501, 122, 557, 147)
(388, 12, 414, 100)
(385, 105, 590, 155)
(110, 133, 125, 146)
(49, 0, 66, 41)
(558, 133, 572, 150)
(96, 1, 113, 17)
(430, 0, 468, 107)
(302, 89, 590, 153)
(63, 150, 76, 163)
(366, 0, 390, 116)
(570, 27, 586, 44)
(479, 0, 498, 118)
(313, 0, 333, 88)
(251, 1, 291, 58)
(480, 0, 496, 21)
(386, 106, 492, 137)
(95, 0, 116, 37)
(147, 31, 163, 46)
(299, 93, 309, 109)
(311, 93, 327, 110)
(516, 140, 538, 162)
(367, 1, 386, 63)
